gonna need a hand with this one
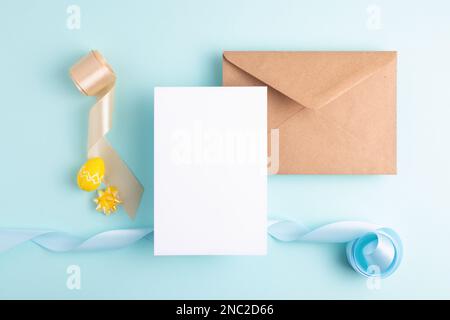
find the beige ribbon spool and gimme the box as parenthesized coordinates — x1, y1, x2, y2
(70, 50, 143, 218)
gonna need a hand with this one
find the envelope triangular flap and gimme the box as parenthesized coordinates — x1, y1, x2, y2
(223, 51, 396, 110)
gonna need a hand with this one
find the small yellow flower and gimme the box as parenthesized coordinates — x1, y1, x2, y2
(94, 186, 122, 215)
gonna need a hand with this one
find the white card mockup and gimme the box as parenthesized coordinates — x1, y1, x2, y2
(154, 87, 267, 255)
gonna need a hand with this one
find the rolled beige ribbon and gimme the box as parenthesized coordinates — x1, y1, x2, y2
(70, 50, 143, 219)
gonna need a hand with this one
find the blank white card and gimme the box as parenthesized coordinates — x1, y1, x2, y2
(154, 87, 267, 255)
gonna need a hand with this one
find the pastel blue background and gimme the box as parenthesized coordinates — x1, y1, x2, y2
(0, 0, 448, 299)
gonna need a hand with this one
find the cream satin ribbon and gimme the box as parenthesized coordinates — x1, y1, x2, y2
(70, 50, 143, 218)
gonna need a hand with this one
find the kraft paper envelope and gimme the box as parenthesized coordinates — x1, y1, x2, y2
(223, 51, 397, 174)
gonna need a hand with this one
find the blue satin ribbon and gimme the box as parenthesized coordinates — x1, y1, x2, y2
(0, 228, 153, 252)
(0, 220, 402, 278)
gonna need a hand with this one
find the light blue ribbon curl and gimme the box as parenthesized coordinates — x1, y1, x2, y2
(0, 220, 402, 278)
(268, 220, 403, 278)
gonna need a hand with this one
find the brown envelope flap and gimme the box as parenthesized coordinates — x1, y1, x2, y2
(223, 51, 396, 110)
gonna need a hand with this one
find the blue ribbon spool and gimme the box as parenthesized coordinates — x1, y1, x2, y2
(346, 228, 402, 278)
